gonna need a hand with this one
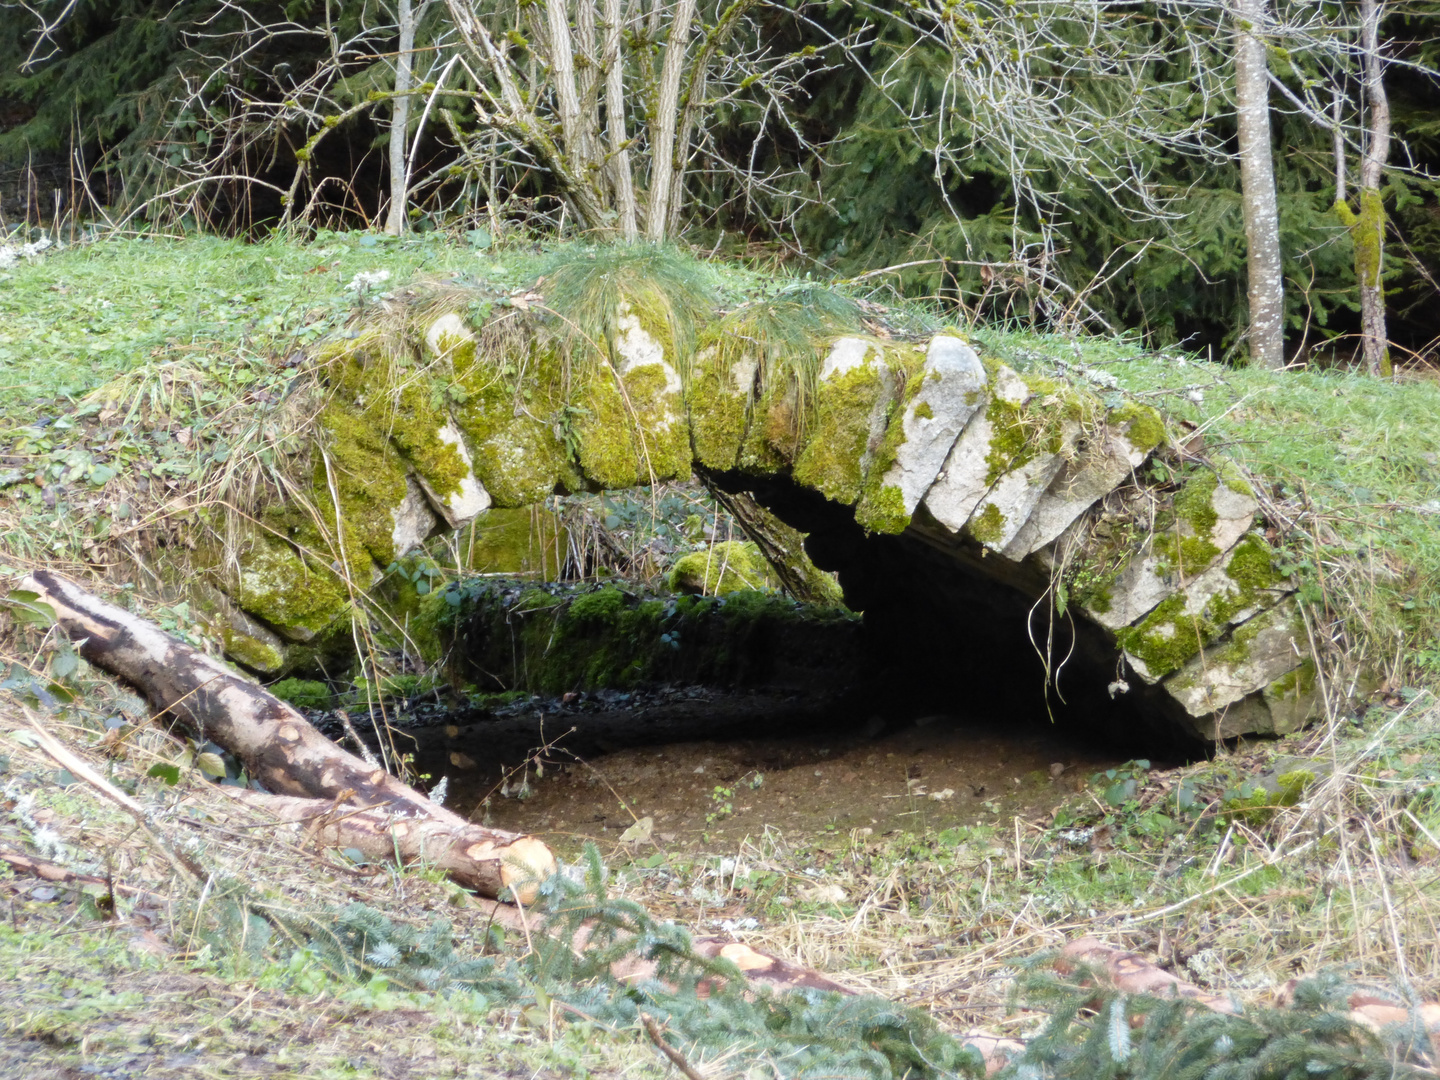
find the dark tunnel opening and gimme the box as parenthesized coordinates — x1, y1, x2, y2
(703, 468, 1209, 763)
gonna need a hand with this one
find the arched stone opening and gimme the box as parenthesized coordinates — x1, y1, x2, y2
(207, 278, 1316, 752)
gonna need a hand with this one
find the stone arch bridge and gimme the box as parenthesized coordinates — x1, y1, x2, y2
(210, 287, 1314, 751)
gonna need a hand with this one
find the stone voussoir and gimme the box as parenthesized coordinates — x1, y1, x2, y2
(1161, 596, 1313, 740)
(922, 364, 1032, 533)
(880, 335, 988, 516)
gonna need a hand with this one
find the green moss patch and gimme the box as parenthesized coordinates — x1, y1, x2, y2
(793, 348, 895, 505)
(686, 353, 753, 471)
(268, 677, 332, 710)
(455, 506, 568, 578)
(452, 326, 572, 507)
(234, 535, 351, 643)
(667, 541, 774, 595)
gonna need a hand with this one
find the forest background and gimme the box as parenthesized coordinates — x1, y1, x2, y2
(2, 0, 1439, 374)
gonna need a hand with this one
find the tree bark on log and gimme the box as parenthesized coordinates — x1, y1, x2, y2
(1058, 936, 1241, 1014)
(20, 570, 555, 903)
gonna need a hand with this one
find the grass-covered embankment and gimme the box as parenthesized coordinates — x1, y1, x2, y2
(4, 233, 1440, 1077)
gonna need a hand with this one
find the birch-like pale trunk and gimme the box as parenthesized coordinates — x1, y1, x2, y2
(644, 0, 698, 240)
(1357, 0, 1391, 377)
(545, 0, 587, 177)
(384, 0, 418, 235)
(1232, 0, 1286, 370)
(603, 0, 639, 238)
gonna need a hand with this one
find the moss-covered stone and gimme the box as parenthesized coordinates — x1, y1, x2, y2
(554, 302, 691, 490)
(1152, 470, 1222, 578)
(452, 328, 572, 507)
(667, 541, 774, 595)
(234, 535, 352, 643)
(1110, 401, 1167, 453)
(444, 581, 861, 695)
(738, 384, 803, 472)
(793, 342, 896, 505)
(854, 348, 929, 534)
(687, 349, 754, 471)
(220, 624, 287, 674)
(1118, 533, 1286, 680)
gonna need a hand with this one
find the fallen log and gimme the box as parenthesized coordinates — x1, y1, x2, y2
(210, 786, 551, 897)
(20, 571, 555, 902)
(1058, 936, 1241, 1015)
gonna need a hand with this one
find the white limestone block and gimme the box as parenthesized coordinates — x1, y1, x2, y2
(922, 365, 1031, 532)
(391, 474, 439, 556)
(1004, 429, 1150, 559)
(881, 336, 988, 515)
(967, 418, 1082, 555)
(415, 420, 492, 528)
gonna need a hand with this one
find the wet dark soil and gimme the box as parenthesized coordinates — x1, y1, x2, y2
(368, 690, 1129, 851)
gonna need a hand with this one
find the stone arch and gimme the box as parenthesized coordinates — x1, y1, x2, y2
(211, 290, 1316, 748)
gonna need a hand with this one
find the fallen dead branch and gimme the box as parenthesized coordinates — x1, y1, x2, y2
(21, 570, 555, 902)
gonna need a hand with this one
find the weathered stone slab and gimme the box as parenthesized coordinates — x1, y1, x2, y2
(575, 302, 691, 488)
(412, 419, 492, 528)
(880, 336, 987, 515)
(688, 347, 758, 470)
(793, 338, 897, 506)
(391, 475, 439, 556)
(923, 365, 1031, 532)
(1119, 534, 1293, 683)
(1087, 471, 1259, 631)
(1004, 428, 1150, 560)
(966, 418, 1081, 554)
(234, 537, 350, 644)
(1161, 597, 1310, 738)
(216, 602, 288, 675)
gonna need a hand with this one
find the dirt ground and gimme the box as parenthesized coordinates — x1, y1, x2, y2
(436, 703, 1129, 851)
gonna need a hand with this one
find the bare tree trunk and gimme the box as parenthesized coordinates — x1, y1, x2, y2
(384, 0, 418, 236)
(644, 0, 698, 240)
(603, 0, 639, 239)
(20, 571, 556, 903)
(1232, 0, 1287, 370)
(1357, 0, 1391, 377)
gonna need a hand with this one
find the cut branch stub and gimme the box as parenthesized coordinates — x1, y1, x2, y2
(20, 570, 555, 903)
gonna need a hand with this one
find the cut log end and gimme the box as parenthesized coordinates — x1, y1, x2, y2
(501, 836, 559, 905)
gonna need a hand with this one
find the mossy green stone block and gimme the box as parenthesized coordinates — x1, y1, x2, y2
(793, 344, 894, 506)
(452, 335, 571, 507)
(235, 536, 351, 643)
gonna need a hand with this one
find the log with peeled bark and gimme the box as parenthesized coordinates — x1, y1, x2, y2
(1058, 936, 1241, 1014)
(19, 570, 555, 903)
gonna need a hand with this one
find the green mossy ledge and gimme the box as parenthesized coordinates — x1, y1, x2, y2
(203, 284, 1313, 742)
(444, 583, 862, 696)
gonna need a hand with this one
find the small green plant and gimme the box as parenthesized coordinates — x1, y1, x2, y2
(705, 784, 735, 824)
